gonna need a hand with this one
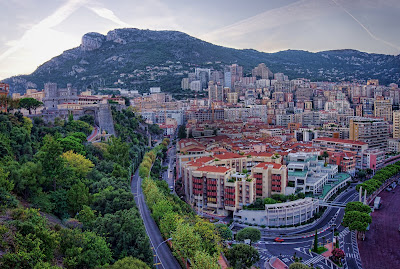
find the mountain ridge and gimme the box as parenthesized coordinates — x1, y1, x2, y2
(3, 28, 400, 94)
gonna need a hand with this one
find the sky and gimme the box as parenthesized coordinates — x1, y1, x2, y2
(1, 0, 400, 80)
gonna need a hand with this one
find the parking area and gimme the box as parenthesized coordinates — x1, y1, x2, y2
(358, 185, 400, 269)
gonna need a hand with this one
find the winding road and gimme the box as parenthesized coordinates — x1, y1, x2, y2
(131, 168, 181, 269)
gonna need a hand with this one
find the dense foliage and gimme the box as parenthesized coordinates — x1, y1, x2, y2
(140, 142, 233, 268)
(0, 109, 157, 268)
(356, 161, 400, 195)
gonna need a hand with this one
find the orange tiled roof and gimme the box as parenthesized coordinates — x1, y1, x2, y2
(196, 166, 230, 173)
(214, 152, 243, 159)
(255, 162, 283, 169)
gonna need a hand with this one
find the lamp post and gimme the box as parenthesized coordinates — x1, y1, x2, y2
(155, 238, 172, 268)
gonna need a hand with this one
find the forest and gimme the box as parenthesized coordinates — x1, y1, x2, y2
(0, 108, 155, 268)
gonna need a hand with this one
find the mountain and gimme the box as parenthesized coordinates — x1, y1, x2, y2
(3, 28, 400, 94)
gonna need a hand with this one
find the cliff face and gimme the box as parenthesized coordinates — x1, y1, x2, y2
(3, 28, 400, 94)
(81, 32, 106, 51)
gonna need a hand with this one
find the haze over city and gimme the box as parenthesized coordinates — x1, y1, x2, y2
(1, 0, 400, 79)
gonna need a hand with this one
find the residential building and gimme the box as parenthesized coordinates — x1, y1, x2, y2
(393, 110, 400, 138)
(374, 97, 392, 121)
(252, 162, 287, 198)
(349, 117, 389, 151)
(312, 137, 368, 169)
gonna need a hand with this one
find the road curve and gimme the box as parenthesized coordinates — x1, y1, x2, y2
(131, 168, 181, 269)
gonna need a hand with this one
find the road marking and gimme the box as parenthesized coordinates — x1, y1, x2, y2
(304, 254, 324, 266)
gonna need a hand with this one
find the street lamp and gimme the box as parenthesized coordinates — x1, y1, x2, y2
(155, 238, 172, 268)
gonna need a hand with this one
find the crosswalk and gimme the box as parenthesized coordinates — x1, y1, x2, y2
(346, 253, 360, 259)
(337, 227, 350, 240)
(304, 255, 324, 266)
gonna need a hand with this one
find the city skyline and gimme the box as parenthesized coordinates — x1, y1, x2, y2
(1, 0, 400, 80)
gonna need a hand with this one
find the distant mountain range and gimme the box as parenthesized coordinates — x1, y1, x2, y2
(3, 28, 400, 94)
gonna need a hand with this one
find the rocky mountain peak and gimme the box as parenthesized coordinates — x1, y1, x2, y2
(81, 32, 106, 51)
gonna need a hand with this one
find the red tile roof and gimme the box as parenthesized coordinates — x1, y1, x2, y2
(196, 166, 230, 173)
(247, 151, 274, 157)
(255, 162, 283, 169)
(214, 152, 244, 159)
(186, 147, 205, 152)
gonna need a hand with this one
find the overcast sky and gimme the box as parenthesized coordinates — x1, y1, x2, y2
(1, 0, 399, 79)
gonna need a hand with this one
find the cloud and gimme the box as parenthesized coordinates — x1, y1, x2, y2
(331, 0, 400, 52)
(201, 0, 335, 43)
(87, 5, 131, 27)
(0, 0, 88, 64)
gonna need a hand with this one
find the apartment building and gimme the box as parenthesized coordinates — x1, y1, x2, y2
(374, 98, 392, 121)
(252, 162, 287, 198)
(349, 117, 389, 151)
(312, 137, 368, 169)
(393, 110, 400, 138)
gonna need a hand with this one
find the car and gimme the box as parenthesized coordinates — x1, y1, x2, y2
(274, 237, 284, 242)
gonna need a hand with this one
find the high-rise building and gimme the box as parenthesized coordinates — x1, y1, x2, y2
(227, 92, 238, 104)
(224, 71, 232, 89)
(230, 64, 243, 86)
(194, 68, 211, 90)
(349, 117, 389, 151)
(252, 63, 273, 79)
(208, 81, 224, 103)
(374, 97, 392, 121)
(190, 80, 201, 92)
(393, 111, 400, 138)
(181, 78, 190, 90)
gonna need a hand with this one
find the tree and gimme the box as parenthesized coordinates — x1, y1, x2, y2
(226, 244, 259, 269)
(178, 125, 187, 139)
(321, 151, 329, 165)
(67, 182, 90, 215)
(236, 227, 261, 245)
(77, 205, 97, 227)
(313, 230, 318, 252)
(159, 212, 182, 239)
(152, 199, 173, 224)
(289, 263, 311, 269)
(342, 211, 372, 227)
(19, 98, 43, 114)
(343, 211, 371, 240)
(106, 137, 130, 168)
(345, 201, 372, 214)
(35, 135, 64, 191)
(60, 229, 112, 269)
(172, 222, 202, 263)
(215, 223, 233, 241)
(92, 208, 153, 263)
(331, 248, 345, 264)
(62, 150, 94, 178)
(356, 169, 366, 180)
(0, 167, 13, 192)
(194, 217, 222, 256)
(92, 186, 135, 215)
(192, 250, 219, 269)
(108, 257, 150, 269)
(58, 136, 86, 155)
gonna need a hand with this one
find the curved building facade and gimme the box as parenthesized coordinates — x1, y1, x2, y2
(234, 197, 319, 227)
